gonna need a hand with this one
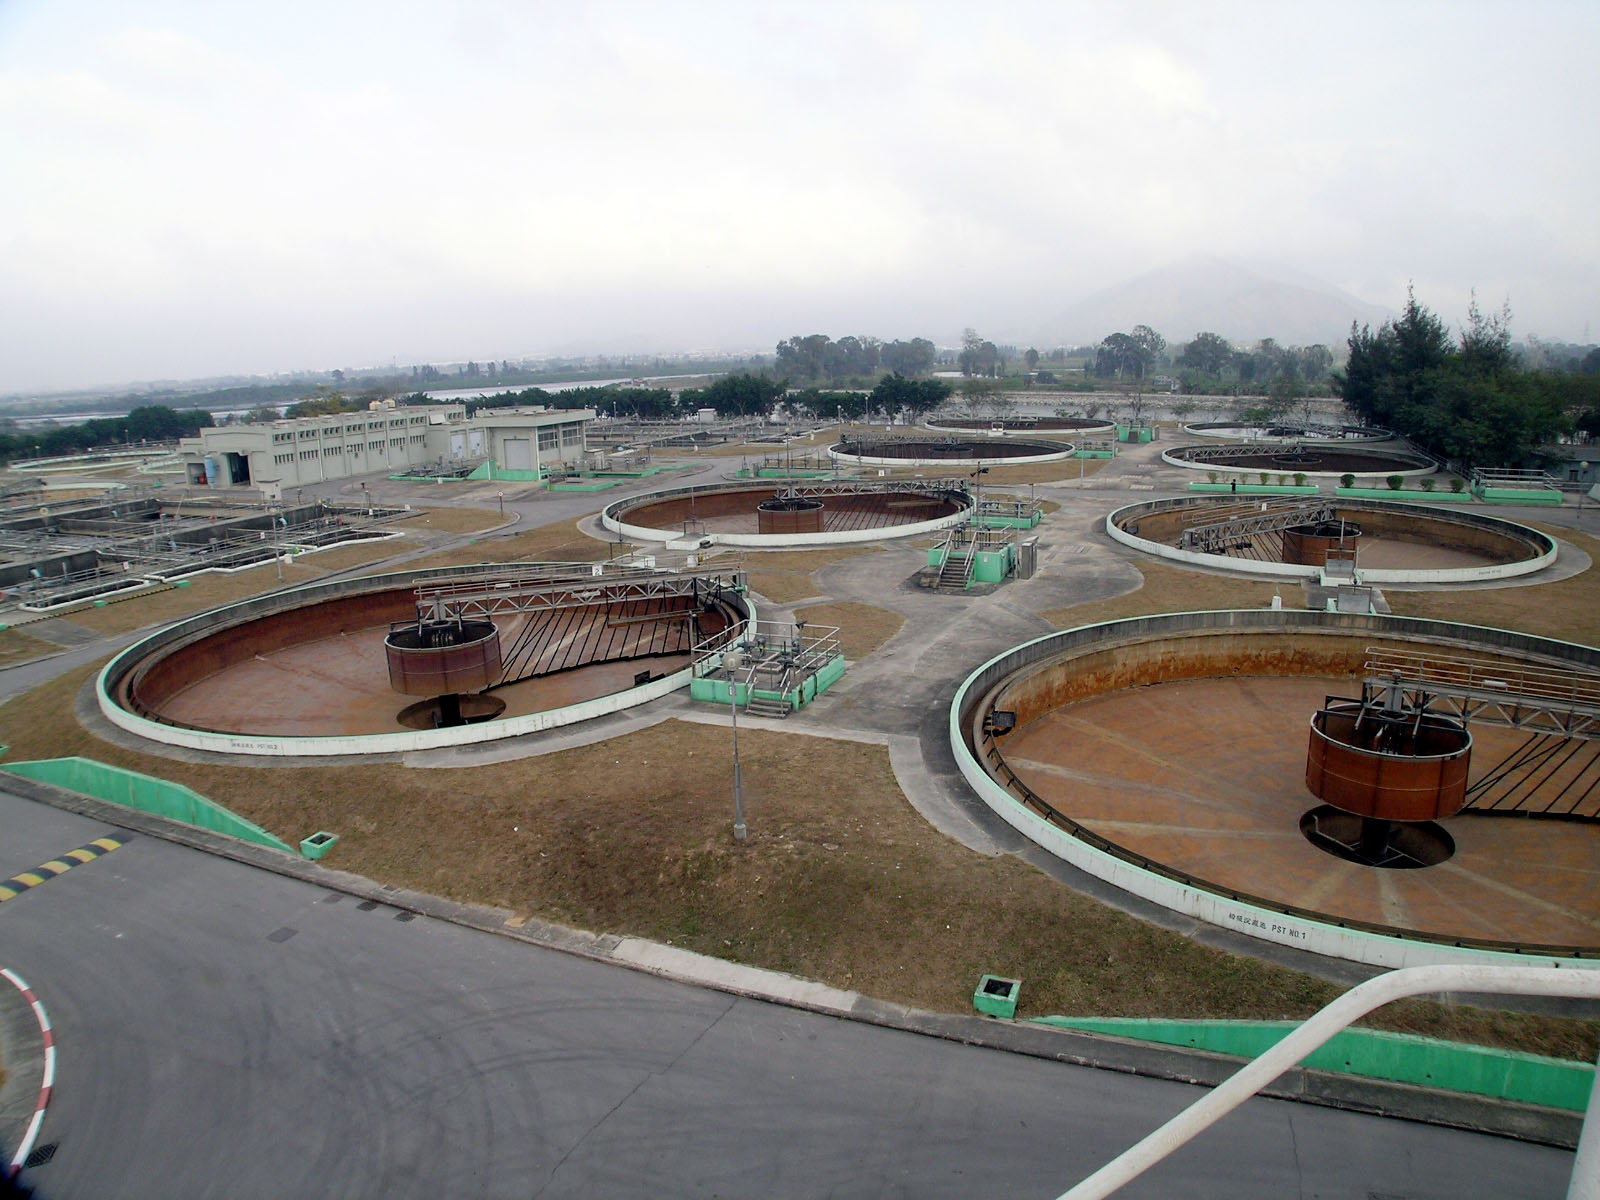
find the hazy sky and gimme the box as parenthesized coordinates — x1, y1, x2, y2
(3, 1, 1597, 393)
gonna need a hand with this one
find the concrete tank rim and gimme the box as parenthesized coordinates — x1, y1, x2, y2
(600, 479, 974, 547)
(1181, 421, 1394, 444)
(95, 562, 755, 759)
(1162, 443, 1436, 479)
(1104, 497, 1560, 585)
(947, 608, 1600, 969)
(826, 438, 1074, 469)
(923, 417, 1115, 437)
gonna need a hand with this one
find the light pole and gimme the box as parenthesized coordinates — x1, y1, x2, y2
(729, 673, 747, 841)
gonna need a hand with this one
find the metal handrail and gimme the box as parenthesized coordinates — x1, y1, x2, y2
(1056, 965, 1600, 1200)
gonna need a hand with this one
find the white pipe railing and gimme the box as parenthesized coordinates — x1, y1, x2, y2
(1056, 965, 1600, 1200)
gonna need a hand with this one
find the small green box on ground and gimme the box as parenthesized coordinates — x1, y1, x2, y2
(301, 831, 339, 860)
(974, 974, 1021, 1018)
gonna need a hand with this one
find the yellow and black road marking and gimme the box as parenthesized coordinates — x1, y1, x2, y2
(0, 836, 126, 902)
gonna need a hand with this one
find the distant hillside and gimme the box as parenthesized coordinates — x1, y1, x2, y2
(1036, 258, 1394, 350)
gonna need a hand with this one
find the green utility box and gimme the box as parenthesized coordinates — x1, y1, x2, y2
(974, 974, 1021, 1018)
(301, 831, 340, 860)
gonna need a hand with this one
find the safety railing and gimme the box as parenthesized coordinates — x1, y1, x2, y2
(1056, 964, 1600, 1200)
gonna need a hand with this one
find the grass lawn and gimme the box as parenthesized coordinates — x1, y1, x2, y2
(743, 547, 881, 607)
(0, 668, 1590, 1059)
(390, 506, 505, 534)
(2, 511, 1595, 1061)
(790, 602, 904, 661)
(0, 628, 58, 667)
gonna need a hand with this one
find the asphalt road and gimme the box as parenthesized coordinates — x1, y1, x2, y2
(0, 791, 1578, 1200)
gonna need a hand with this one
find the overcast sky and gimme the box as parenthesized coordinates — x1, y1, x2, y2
(3, 0, 1597, 393)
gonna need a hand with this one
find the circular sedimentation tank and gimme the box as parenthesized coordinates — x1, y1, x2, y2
(1182, 421, 1392, 443)
(1163, 443, 1434, 479)
(97, 563, 747, 757)
(1107, 497, 1558, 584)
(603, 480, 971, 546)
(951, 611, 1600, 967)
(828, 436, 1073, 470)
(923, 416, 1114, 436)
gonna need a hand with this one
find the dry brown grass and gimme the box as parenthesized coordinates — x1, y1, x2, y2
(1386, 524, 1600, 646)
(0, 628, 57, 667)
(983, 457, 1111, 485)
(60, 563, 337, 636)
(407, 519, 622, 569)
(0, 674, 1590, 1059)
(743, 547, 881, 607)
(1043, 559, 1286, 628)
(790, 602, 904, 661)
(291, 538, 411, 574)
(390, 506, 505, 534)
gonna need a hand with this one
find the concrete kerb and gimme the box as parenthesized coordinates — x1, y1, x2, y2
(0, 968, 49, 1174)
(0, 734, 1583, 1148)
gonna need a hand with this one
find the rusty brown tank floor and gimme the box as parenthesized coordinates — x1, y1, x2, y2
(157, 626, 692, 737)
(1002, 676, 1600, 949)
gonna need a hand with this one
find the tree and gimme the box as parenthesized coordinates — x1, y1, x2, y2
(1024, 348, 1041, 372)
(1130, 325, 1166, 367)
(870, 373, 952, 421)
(1177, 331, 1232, 375)
(681, 373, 785, 418)
(881, 337, 935, 377)
(1095, 332, 1150, 380)
(1333, 289, 1570, 468)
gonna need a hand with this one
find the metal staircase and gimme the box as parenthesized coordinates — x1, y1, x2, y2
(936, 527, 977, 591)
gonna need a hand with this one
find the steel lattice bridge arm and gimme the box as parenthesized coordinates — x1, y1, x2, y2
(413, 562, 748, 623)
(1363, 647, 1600, 740)
(1176, 498, 1339, 551)
(789, 477, 971, 499)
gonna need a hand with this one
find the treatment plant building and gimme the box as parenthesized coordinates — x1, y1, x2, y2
(178, 404, 595, 489)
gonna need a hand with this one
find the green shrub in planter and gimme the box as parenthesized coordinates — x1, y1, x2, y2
(1340, 473, 1356, 488)
(1386, 474, 1404, 490)
(1258, 472, 1271, 485)
(1420, 476, 1436, 491)
(1450, 477, 1465, 493)
(1294, 473, 1307, 487)
(1207, 470, 1218, 484)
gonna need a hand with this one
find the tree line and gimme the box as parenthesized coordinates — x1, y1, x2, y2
(2, 405, 214, 462)
(1335, 292, 1598, 468)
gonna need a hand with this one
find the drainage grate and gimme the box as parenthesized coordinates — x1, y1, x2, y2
(394, 912, 415, 923)
(321, 893, 343, 904)
(356, 900, 380, 911)
(266, 927, 297, 943)
(24, 1142, 58, 1168)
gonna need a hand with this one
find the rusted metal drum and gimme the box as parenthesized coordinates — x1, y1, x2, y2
(385, 619, 502, 695)
(1282, 520, 1361, 566)
(756, 497, 825, 535)
(1306, 703, 1471, 821)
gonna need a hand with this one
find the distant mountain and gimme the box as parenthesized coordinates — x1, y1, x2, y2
(1035, 258, 1394, 350)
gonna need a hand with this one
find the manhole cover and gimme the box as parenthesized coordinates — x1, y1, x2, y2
(24, 1142, 58, 1168)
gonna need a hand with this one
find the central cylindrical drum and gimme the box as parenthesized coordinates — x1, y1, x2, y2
(1282, 520, 1362, 566)
(756, 496, 825, 534)
(385, 619, 502, 695)
(1306, 705, 1471, 821)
